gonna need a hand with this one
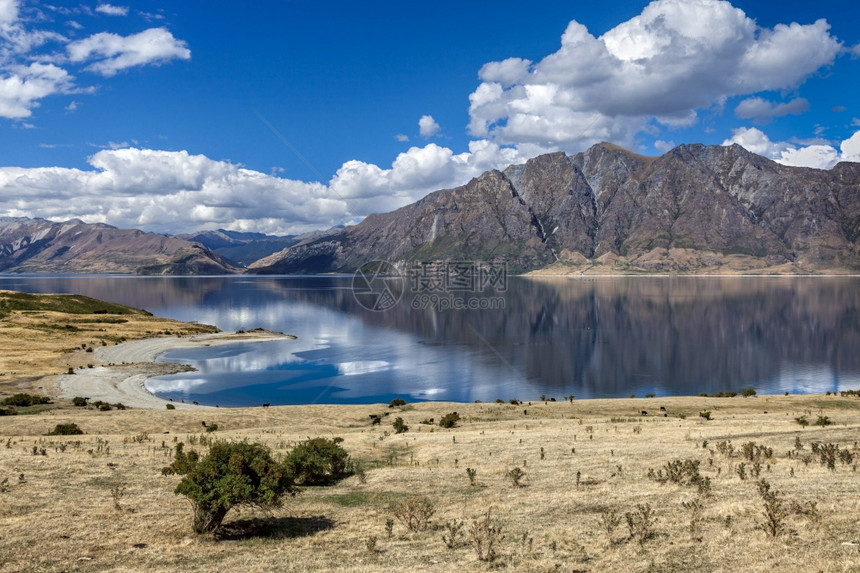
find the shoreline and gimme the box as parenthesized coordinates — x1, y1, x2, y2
(50, 330, 293, 410)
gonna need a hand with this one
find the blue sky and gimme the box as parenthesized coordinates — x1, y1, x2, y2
(0, 0, 858, 235)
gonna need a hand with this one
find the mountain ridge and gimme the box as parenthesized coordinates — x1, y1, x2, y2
(0, 217, 235, 274)
(248, 142, 860, 275)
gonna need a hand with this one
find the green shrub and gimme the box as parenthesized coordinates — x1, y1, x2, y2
(813, 415, 831, 427)
(168, 440, 296, 534)
(165, 403, 176, 410)
(72, 396, 88, 407)
(438, 412, 460, 429)
(388, 398, 407, 408)
(2, 393, 50, 407)
(392, 417, 408, 434)
(741, 387, 757, 397)
(205, 423, 219, 433)
(285, 437, 350, 485)
(162, 442, 200, 476)
(48, 423, 83, 435)
(699, 410, 712, 421)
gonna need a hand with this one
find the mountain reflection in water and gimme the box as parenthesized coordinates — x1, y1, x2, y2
(1, 275, 857, 405)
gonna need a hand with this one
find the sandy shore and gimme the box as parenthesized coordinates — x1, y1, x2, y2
(49, 330, 292, 409)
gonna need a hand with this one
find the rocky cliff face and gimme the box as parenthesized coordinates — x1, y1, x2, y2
(0, 218, 235, 274)
(249, 143, 860, 274)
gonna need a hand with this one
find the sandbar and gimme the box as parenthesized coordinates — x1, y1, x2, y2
(49, 330, 292, 409)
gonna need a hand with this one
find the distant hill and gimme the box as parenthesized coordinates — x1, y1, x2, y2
(176, 229, 300, 268)
(248, 143, 860, 274)
(0, 218, 235, 274)
(175, 228, 343, 268)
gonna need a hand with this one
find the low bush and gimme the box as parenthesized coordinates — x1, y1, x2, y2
(392, 495, 435, 532)
(388, 398, 407, 408)
(285, 437, 350, 485)
(72, 396, 88, 407)
(438, 412, 460, 429)
(392, 417, 408, 434)
(2, 393, 50, 407)
(625, 503, 658, 544)
(48, 423, 83, 435)
(757, 479, 785, 537)
(469, 509, 503, 562)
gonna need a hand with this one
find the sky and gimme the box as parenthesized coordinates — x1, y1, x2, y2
(0, 0, 858, 236)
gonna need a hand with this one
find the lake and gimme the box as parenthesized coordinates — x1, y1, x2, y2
(1, 274, 858, 405)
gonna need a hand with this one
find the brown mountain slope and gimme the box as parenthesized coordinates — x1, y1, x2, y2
(0, 218, 235, 274)
(249, 143, 860, 274)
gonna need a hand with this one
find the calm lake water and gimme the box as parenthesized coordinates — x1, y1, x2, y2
(1, 275, 858, 405)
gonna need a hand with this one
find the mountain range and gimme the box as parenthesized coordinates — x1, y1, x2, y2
(1, 142, 858, 275)
(249, 142, 860, 274)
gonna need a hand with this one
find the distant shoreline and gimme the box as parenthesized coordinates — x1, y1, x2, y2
(51, 330, 293, 410)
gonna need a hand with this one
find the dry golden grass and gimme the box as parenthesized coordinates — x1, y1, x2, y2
(0, 290, 217, 396)
(1, 395, 858, 572)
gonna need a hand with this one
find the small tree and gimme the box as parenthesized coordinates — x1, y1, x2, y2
(438, 412, 460, 429)
(167, 440, 296, 534)
(741, 387, 757, 397)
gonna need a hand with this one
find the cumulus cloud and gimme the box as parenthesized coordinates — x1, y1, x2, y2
(95, 4, 128, 16)
(418, 115, 440, 138)
(395, 133, 409, 142)
(468, 0, 842, 153)
(722, 127, 859, 169)
(67, 27, 190, 76)
(0, 142, 528, 235)
(0, 3, 189, 118)
(734, 97, 809, 122)
(0, 62, 73, 118)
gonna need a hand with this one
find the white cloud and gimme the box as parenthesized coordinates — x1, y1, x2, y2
(67, 27, 190, 76)
(394, 133, 409, 142)
(0, 142, 527, 235)
(0, 2, 189, 119)
(654, 140, 676, 153)
(841, 131, 860, 162)
(418, 114, 440, 138)
(0, 62, 73, 118)
(734, 97, 809, 122)
(95, 4, 129, 16)
(468, 0, 842, 154)
(722, 127, 859, 169)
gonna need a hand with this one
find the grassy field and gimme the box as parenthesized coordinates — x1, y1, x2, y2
(1, 395, 858, 572)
